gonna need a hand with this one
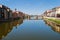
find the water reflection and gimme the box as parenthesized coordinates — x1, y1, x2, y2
(0, 19, 23, 40)
(44, 20, 60, 34)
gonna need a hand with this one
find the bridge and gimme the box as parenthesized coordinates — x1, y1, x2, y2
(27, 15, 42, 20)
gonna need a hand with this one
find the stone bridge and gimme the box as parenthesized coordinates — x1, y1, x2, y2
(27, 15, 42, 20)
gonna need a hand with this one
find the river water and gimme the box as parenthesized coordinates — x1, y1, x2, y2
(0, 19, 60, 40)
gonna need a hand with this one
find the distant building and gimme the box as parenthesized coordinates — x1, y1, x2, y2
(46, 10, 52, 17)
(12, 9, 25, 19)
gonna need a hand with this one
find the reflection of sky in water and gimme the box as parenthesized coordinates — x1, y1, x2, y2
(1, 20, 60, 40)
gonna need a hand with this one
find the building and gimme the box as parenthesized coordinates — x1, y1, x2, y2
(19, 11, 25, 19)
(0, 4, 12, 20)
(12, 11, 19, 19)
(12, 9, 25, 19)
(46, 10, 52, 17)
(52, 7, 60, 17)
(43, 7, 60, 18)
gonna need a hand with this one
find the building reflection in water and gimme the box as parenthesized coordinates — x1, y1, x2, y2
(0, 19, 23, 40)
(44, 20, 60, 34)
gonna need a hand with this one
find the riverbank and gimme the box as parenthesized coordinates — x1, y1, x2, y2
(44, 18, 60, 34)
(43, 17, 60, 26)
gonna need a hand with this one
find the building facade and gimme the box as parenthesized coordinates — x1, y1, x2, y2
(43, 7, 60, 18)
(52, 7, 60, 17)
(0, 4, 12, 20)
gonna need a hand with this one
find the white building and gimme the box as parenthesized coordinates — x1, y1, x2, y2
(52, 7, 60, 17)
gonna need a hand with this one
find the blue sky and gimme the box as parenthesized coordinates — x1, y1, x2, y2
(0, 0, 60, 15)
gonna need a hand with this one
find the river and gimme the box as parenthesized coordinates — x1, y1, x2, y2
(0, 19, 60, 40)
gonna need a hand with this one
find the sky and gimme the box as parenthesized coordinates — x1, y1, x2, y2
(0, 0, 60, 15)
